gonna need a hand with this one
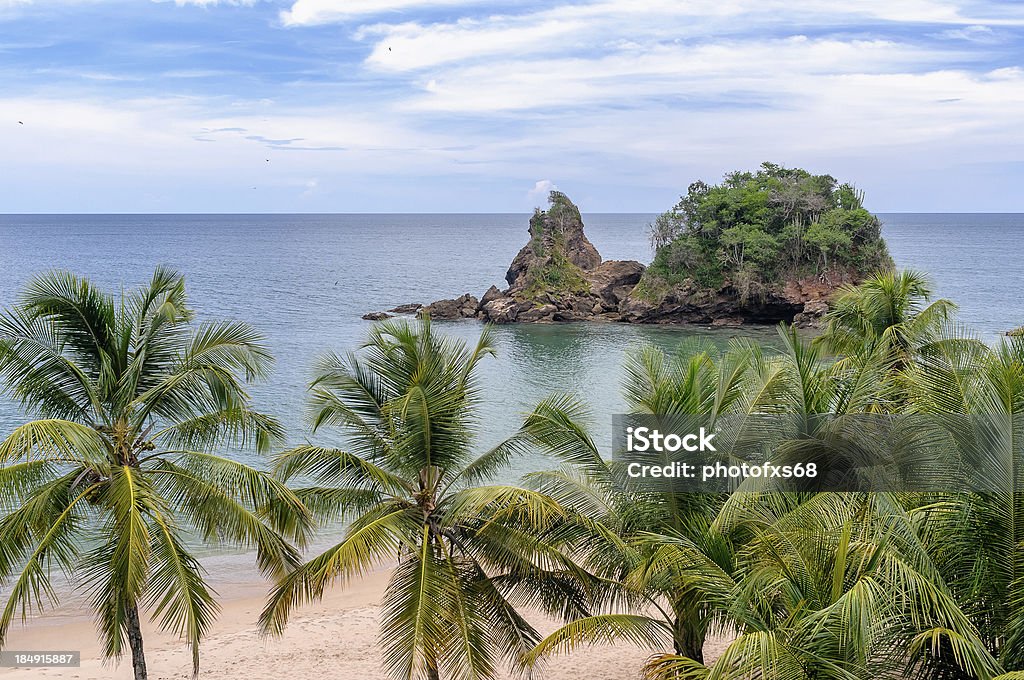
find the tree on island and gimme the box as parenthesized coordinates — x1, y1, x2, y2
(639, 162, 893, 302)
(0, 268, 311, 680)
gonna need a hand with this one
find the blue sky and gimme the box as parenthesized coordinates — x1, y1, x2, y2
(2, 0, 1024, 212)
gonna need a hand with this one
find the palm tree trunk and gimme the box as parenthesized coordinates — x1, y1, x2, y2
(125, 603, 148, 680)
(671, 603, 705, 664)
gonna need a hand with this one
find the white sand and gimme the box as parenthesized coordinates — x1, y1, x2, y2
(0, 566, 728, 680)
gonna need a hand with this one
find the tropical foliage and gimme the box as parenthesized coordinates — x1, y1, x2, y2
(642, 162, 893, 292)
(259, 319, 590, 680)
(2, 267, 1023, 680)
(525, 271, 1024, 680)
(0, 268, 311, 680)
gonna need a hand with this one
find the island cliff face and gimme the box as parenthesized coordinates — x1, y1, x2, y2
(370, 171, 891, 326)
(410, 192, 644, 324)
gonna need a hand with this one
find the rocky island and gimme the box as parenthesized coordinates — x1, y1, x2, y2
(366, 163, 894, 326)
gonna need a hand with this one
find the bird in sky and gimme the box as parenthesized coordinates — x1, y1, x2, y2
(18, 121, 23, 125)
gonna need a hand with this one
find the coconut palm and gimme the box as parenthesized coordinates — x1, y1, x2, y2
(528, 326, 1009, 680)
(816, 269, 957, 367)
(260, 319, 589, 680)
(904, 333, 1024, 669)
(523, 339, 766, 666)
(0, 268, 311, 680)
(642, 492, 1001, 680)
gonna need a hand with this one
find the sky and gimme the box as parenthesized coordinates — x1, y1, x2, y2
(1, 0, 1024, 213)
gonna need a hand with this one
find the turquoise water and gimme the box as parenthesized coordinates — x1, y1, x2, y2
(1, 213, 1021, 471)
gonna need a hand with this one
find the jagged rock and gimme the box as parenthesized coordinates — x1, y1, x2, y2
(505, 191, 602, 293)
(620, 295, 655, 321)
(793, 300, 830, 327)
(482, 297, 519, 323)
(621, 277, 814, 326)
(803, 300, 830, 317)
(419, 294, 479, 320)
(480, 285, 504, 306)
(585, 260, 645, 307)
(388, 303, 423, 314)
(518, 303, 559, 322)
(362, 311, 393, 321)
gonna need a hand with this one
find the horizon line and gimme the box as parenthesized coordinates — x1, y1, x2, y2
(3, 211, 1024, 217)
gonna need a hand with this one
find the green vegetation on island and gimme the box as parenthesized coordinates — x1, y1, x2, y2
(407, 169, 895, 327)
(519, 193, 594, 299)
(638, 162, 894, 301)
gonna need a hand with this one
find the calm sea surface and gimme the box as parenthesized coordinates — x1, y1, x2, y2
(0, 213, 1021, 473)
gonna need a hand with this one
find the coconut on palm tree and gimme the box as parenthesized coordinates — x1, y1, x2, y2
(0, 268, 311, 680)
(260, 318, 589, 680)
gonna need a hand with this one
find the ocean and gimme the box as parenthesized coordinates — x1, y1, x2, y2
(1, 212, 1021, 470)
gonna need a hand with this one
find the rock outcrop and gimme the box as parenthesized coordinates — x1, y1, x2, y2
(620, 275, 840, 327)
(505, 192, 602, 295)
(419, 294, 479, 320)
(380, 191, 849, 327)
(586, 260, 645, 310)
(388, 303, 423, 315)
(362, 311, 393, 321)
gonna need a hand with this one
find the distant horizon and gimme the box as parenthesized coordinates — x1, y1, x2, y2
(3, 210, 1024, 217)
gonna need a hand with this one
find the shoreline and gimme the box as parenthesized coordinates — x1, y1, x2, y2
(0, 556, 729, 680)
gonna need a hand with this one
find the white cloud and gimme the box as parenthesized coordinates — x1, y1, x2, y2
(284, 0, 1024, 28)
(281, 0, 486, 26)
(6, 0, 1024, 210)
(300, 177, 319, 197)
(171, 0, 257, 6)
(527, 179, 556, 203)
(360, 16, 588, 71)
(399, 37, 952, 112)
(936, 24, 1000, 41)
(0, 94, 471, 181)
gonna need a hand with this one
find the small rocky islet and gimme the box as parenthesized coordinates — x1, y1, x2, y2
(365, 164, 895, 327)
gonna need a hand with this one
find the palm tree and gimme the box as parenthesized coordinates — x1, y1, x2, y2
(643, 492, 1001, 680)
(524, 340, 762, 665)
(816, 269, 956, 367)
(260, 318, 587, 680)
(904, 334, 1024, 669)
(0, 268, 311, 680)
(528, 327, 1008, 680)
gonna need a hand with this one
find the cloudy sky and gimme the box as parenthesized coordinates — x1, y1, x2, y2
(1, 0, 1023, 212)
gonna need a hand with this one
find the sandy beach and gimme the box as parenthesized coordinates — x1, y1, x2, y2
(0, 562, 729, 680)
